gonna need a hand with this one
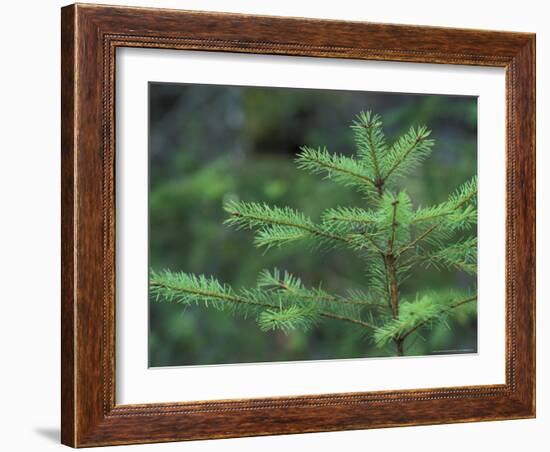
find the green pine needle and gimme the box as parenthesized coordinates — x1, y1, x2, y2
(296, 145, 378, 196)
(383, 125, 435, 183)
(374, 292, 476, 346)
(258, 305, 319, 333)
(350, 111, 388, 183)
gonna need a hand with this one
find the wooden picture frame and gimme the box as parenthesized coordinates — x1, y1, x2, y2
(61, 3, 535, 447)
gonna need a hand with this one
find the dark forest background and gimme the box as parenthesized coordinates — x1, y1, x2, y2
(148, 82, 478, 367)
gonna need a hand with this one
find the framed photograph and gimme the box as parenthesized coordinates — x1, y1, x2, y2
(61, 3, 535, 447)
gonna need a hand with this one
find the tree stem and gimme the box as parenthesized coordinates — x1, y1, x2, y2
(386, 252, 403, 356)
(386, 254, 400, 318)
(395, 337, 405, 356)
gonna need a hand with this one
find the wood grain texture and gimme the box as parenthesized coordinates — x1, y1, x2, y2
(60, 3, 536, 447)
(61, 5, 76, 446)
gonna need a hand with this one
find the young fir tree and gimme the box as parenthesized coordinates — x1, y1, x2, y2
(150, 111, 477, 357)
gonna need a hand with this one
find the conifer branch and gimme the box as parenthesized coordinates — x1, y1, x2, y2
(350, 111, 387, 193)
(397, 177, 477, 259)
(259, 269, 383, 309)
(224, 200, 361, 250)
(321, 206, 378, 234)
(374, 294, 477, 346)
(400, 295, 477, 340)
(396, 224, 438, 256)
(383, 126, 434, 182)
(412, 177, 477, 226)
(296, 146, 378, 195)
(321, 312, 376, 329)
(422, 237, 477, 274)
(360, 231, 386, 254)
(151, 270, 378, 332)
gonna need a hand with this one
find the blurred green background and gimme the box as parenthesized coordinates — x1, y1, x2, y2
(148, 82, 477, 367)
